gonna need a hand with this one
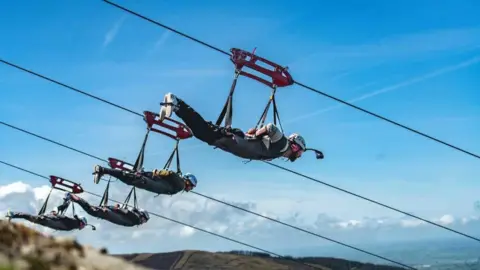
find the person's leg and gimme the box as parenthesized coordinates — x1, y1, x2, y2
(93, 165, 105, 184)
(7, 211, 38, 222)
(160, 93, 222, 144)
(69, 193, 99, 216)
(94, 165, 139, 184)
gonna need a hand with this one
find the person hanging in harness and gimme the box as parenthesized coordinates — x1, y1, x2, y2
(92, 165, 198, 195)
(5, 193, 94, 231)
(158, 92, 312, 162)
(64, 192, 150, 227)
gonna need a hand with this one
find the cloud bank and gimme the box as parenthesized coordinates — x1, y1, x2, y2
(1, 181, 479, 259)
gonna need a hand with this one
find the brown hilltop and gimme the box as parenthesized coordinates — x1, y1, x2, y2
(0, 219, 408, 270)
(0, 219, 147, 270)
(115, 250, 408, 270)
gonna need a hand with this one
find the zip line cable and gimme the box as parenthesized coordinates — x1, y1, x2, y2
(0, 2, 469, 267)
(0, 0, 477, 249)
(0, 122, 415, 268)
(0, 159, 415, 269)
(0, 160, 325, 270)
(0, 67, 479, 244)
(99, 0, 480, 160)
(0, 60, 143, 118)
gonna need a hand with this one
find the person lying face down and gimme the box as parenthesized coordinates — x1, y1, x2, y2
(158, 92, 307, 162)
(5, 196, 91, 231)
(92, 165, 198, 195)
(65, 193, 150, 227)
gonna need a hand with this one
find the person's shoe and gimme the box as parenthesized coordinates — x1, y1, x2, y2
(93, 165, 104, 184)
(159, 92, 179, 121)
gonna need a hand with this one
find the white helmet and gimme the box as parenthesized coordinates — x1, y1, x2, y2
(184, 173, 197, 186)
(80, 216, 88, 227)
(288, 133, 306, 151)
(138, 208, 150, 220)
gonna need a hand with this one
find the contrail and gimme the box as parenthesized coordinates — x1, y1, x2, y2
(283, 55, 480, 125)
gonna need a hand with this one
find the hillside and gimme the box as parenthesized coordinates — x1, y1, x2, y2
(115, 250, 408, 270)
(0, 219, 407, 270)
(0, 219, 147, 270)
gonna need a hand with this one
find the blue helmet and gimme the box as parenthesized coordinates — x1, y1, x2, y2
(184, 173, 197, 187)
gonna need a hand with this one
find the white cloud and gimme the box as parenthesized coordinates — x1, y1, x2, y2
(153, 30, 171, 51)
(335, 219, 362, 229)
(400, 219, 426, 228)
(0, 182, 29, 198)
(1, 181, 479, 257)
(436, 214, 455, 226)
(103, 17, 126, 48)
(178, 226, 196, 238)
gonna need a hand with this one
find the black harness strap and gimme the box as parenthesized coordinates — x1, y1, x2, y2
(57, 201, 75, 217)
(133, 128, 151, 173)
(38, 188, 53, 215)
(216, 71, 241, 127)
(255, 86, 284, 133)
(271, 95, 284, 133)
(99, 177, 112, 207)
(122, 187, 138, 209)
(163, 140, 182, 174)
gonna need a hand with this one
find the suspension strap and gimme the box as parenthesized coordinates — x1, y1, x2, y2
(216, 71, 240, 127)
(38, 188, 53, 215)
(57, 198, 72, 216)
(65, 202, 76, 216)
(163, 140, 181, 174)
(255, 86, 284, 133)
(98, 177, 111, 207)
(122, 187, 138, 209)
(133, 128, 151, 172)
(271, 94, 284, 133)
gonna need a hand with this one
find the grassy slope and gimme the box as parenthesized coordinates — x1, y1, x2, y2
(116, 250, 407, 270)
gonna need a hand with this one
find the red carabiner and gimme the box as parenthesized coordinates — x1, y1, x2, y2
(49, 175, 84, 194)
(107, 157, 135, 172)
(230, 48, 294, 88)
(143, 111, 193, 140)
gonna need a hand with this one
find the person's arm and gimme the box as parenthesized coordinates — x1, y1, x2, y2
(56, 199, 71, 213)
(253, 123, 284, 143)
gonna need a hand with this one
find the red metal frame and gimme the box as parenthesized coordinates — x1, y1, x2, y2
(107, 157, 135, 172)
(143, 111, 192, 140)
(230, 48, 294, 88)
(49, 175, 83, 194)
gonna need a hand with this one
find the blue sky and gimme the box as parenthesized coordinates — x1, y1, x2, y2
(1, 0, 480, 262)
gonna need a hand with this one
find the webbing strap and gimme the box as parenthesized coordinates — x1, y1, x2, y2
(122, 187, 137, 209)
(99, 177, 111, 207)
(271, 97, 284, 133)
(66, 202, 75, 216)
(255, 86, 283, 133)
(133, 129, 151, 172)
(216, 71, 240, 127)
(163, 140, 181, 174)
(58, 199, 71, 216)
(38, 188, 53, 215)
